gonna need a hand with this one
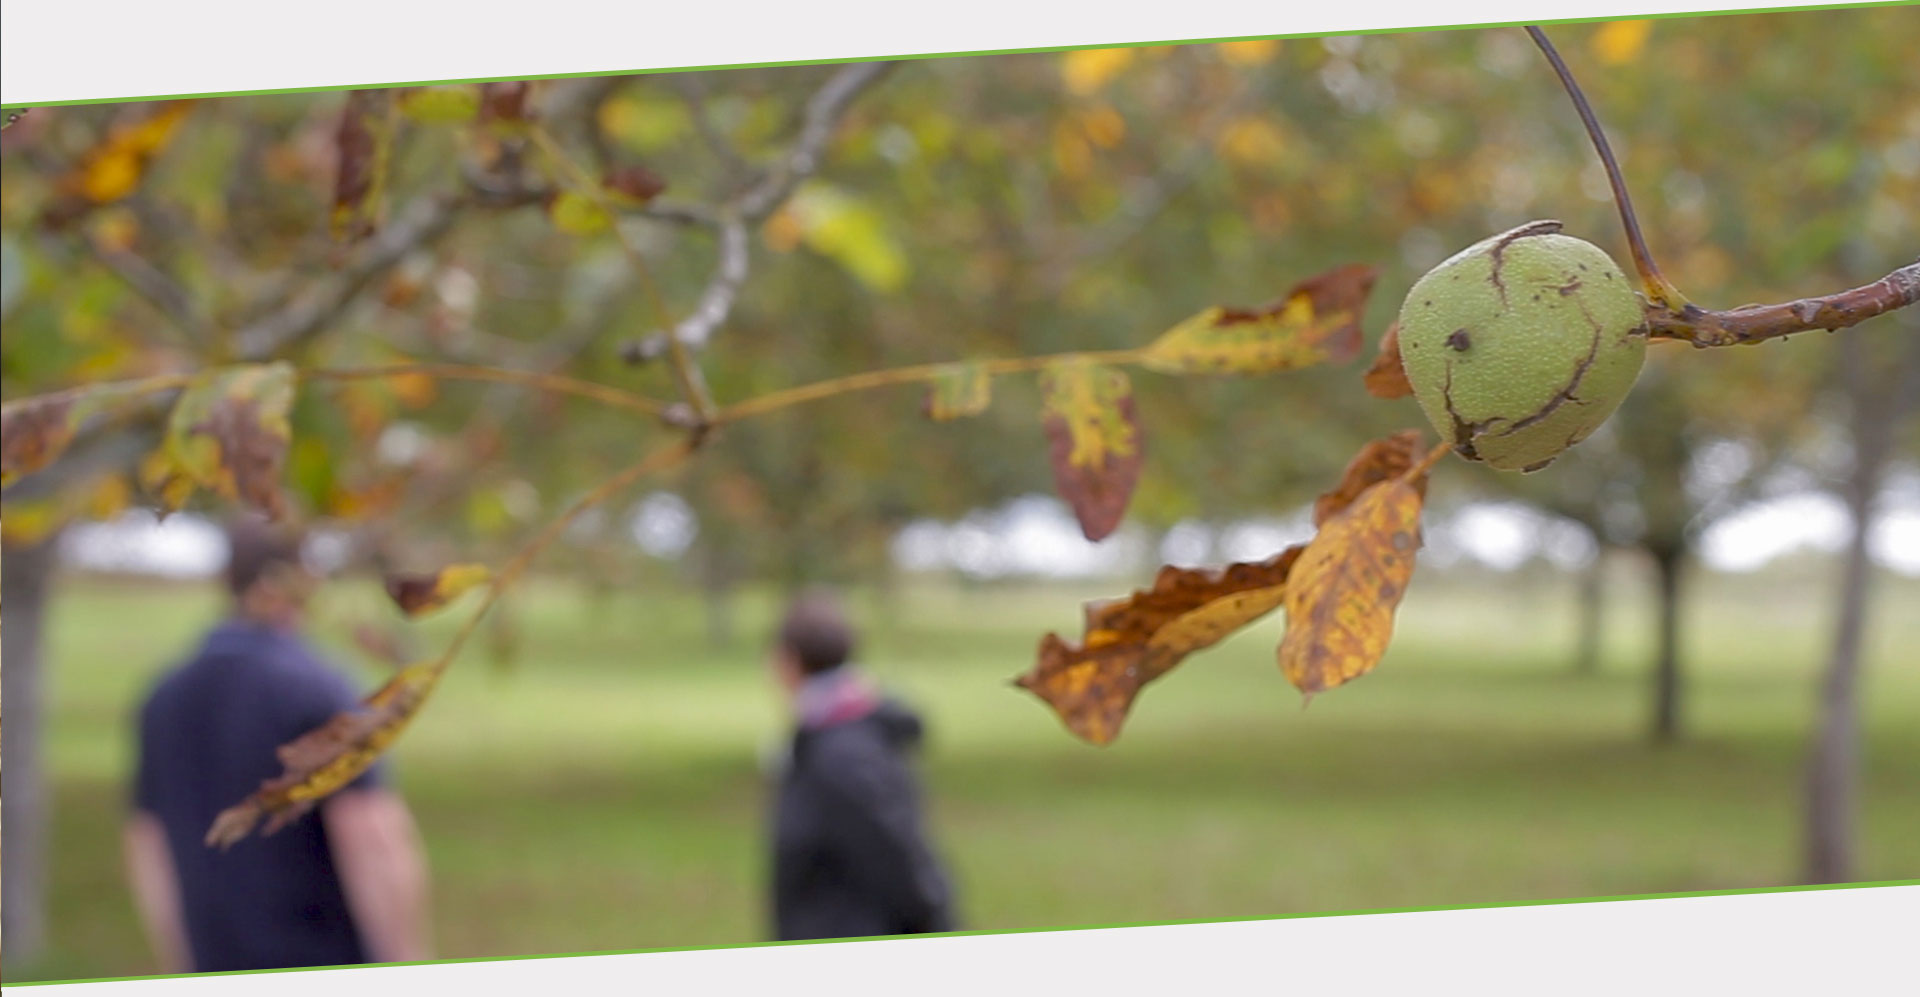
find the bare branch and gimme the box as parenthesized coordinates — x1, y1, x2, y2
(234, 192, 466, 360)
(625, 218, 750, 363)
(85, 240, 212, 347)
(1646, 260, 1920, 347)
(737, 62, 895, 221)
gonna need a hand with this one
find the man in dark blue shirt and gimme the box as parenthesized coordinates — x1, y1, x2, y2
(124, 517, 432, 974)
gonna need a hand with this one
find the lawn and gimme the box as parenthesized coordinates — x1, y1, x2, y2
(8, 559, 1919, 983)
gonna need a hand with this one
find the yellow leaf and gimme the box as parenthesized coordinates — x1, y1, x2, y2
(1592, 20, 1652, 65)
(1278, 475, 1425, 697)
(1061, 48, 1135, 95)
(1140, 264, 1377, 374)
(1218, 39, 1281, 65)
(923, 361, 993, 421)
(549, 190, 611, 235)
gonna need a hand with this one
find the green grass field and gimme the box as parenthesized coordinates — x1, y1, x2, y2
(10, 560, 1920, 983)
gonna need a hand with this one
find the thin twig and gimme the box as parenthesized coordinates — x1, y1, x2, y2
(304, 363, 671, 419)
(714, 348, 1145, 424)
(84, 240, 213, 347)
(1525, 26, 1687, 311)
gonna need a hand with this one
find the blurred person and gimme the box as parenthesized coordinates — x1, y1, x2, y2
(766, 590, 956, 941)
(122, 516, 432, 973)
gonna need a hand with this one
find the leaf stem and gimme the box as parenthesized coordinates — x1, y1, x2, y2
(1525, 26, 1688, 311)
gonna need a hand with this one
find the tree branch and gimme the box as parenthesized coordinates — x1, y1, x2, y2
(1645, 260, 1920, 347)
(85, 240, 212, 348)
(737, 62, 896, 222)
(622, 63, 895, 366)
(234, 192, 467, 361)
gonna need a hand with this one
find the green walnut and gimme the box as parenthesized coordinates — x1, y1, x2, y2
(1397, 220, 1647, 472)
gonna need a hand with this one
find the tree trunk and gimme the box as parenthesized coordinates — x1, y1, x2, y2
(1573, 546, 1606, 676)
(1802, 330, 1916, 883)
(2, 535, 61, 963)
(1648, 543, 1686, 745)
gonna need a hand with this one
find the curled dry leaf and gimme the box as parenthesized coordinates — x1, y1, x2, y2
(1278, 441, 1445, 698)
(332, 90, 394, 243)
(1362, 321, 1415, 399)
(1312, 429, 1428, 527)
(206, 663, 444, 848)
(1139, 263, 1378, 375)
(385, 562, 492, 617)
(1040, 359, 1142, 542)
(159, 362, 298, 520)
(1016, 547, 1303, 745)
(923, 361, 992, 421)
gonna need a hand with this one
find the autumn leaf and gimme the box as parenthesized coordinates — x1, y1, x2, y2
(385, 563, 492, 617)
(1312, 429, 1428, 527)
(42, 102, 193, 227)
(332, 90, 395, 243)
(206, 662, 445, 848)
(603, 164, 668, 206)
(1362, 321, 1414, 399)
(479, 82, 533, 130)
(1040, 359, 1142, 542)
(396, 86, 481, 125)
(1, 394, 79, 487)
(1139, 264, 1378, 375)
(160, 362, 298, 519)
(548, 190, 612, 236)
(1016, 547, 1303, 745)
(1278, 441, 1447, 698)
(923, 361, 992, 421)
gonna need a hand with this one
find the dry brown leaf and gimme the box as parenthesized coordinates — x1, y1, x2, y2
(385, 563, 491, 618)
(1363, 321, 1415, 399)
(206, 663, 443, 848)
(1312, 429, 1428, 527)
(1015, 547, 1302, 745)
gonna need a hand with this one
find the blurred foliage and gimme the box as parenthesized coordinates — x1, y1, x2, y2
(3, 9, 1916, 586)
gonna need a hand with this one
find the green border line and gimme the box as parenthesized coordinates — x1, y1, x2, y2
(10, 879, 1916, 987)
(2, 2, 1914, 110)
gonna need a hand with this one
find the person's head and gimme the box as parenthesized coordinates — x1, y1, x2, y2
(770, 589, 856, 695)
(224, 516, 314, 629)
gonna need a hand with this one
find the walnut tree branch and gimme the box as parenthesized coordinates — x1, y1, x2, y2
(1645, 260, 1920, 347)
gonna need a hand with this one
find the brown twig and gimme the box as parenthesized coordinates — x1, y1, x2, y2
(1644, 260, 1920, 347)
(1525, 26, 1687, 311)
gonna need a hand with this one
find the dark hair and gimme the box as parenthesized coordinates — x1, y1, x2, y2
(776, 590, 856, 676)
(223, 516, 305, 599)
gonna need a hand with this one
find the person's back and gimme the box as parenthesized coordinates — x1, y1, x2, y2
(766, 592, 955, 941)
(135, 620, 377, 971)
(124, 517, 431, 974)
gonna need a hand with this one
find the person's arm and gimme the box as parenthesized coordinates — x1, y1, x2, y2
(122, 812, 192, 974)
(321, 788, 433, 963)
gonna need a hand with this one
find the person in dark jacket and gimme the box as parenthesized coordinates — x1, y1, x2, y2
(766, 590, 956, 941)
